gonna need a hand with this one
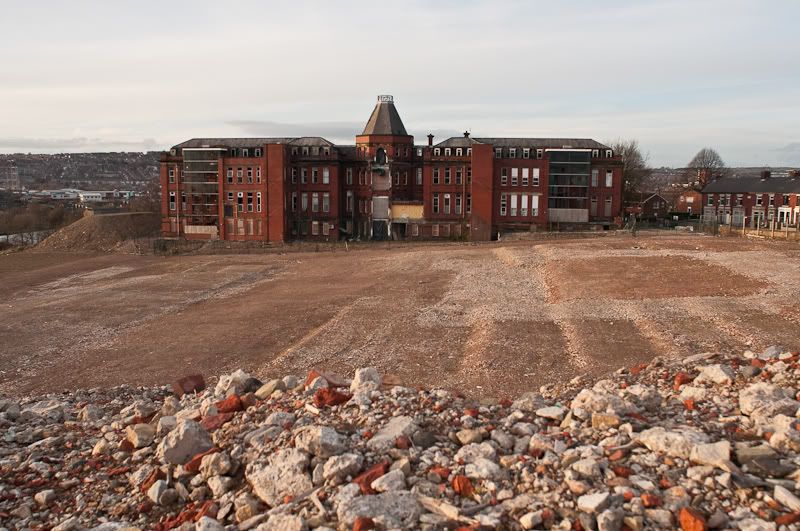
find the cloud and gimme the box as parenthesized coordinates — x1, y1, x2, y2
(227, 120, 363, 141)
(774, 143, 800, 153)
(0, 137, 160, 152)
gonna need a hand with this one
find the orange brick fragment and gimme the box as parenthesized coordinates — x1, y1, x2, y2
(678, 507, 707, 531)
(452, 475, 474, 497)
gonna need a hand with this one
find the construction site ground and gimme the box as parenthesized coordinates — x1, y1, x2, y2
(2, 232, 799, 398)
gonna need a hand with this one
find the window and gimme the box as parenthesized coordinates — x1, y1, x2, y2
(169, 192, 175, 210)
(466, 193, 472, 214)
(456, 148, 463, 156)
(434, 148, 441, 156)
(291, 168, 297, 184)
(769, 194, 775, 206)
(590, 197, 598, 216)
(432, 224, 439, 237)
(783, 194, 790, 206)
(323, 147, 330, 156)
(302, 192, 308, 211)
(536, 149, 544, 159)
(606, 149, 613, 158)
(291, 147, 298, 156)
(358, 170, 364, 186)
(312, 221, 319, 236)
(237, 168, 243, 183)
(531, 195, 539, 216)
(500, 193, 507, 216)
(416, 168, 422, 185)
(312, 167, 319, 184)
(444, 194, 451, 214)
(322, 222, 330, 236)
(346, 190, 353, 212)
(467, 148, 472, 156)
(433, 168, 440, 185)
(255, 148, 262, 157)
(604, 196, 612, 216)
(412, 224, 419, 237)
(592, 149, 599, 157)
(509, 148, 516, 158)
(591, 169, 599, 187)
(346, 168, 353, 185)
(511, 168, 518, 186)
(237, 192, 244, 212)
(247, 167, 253, 183)
(256, 167, 261, 183)
(227, 168, 234, 184)
(467, 166, 472, 184)
(394, 172, 400, 186)
(312, 192, 319, 212)
(404, 147, 409, 158)
(322, 167, 329, 184)
(501, 168, 508, 186)
(302, 147, 309, 156)
(322, 192, 330, 213)
(455, 167, 462, 185)
(521, 194, 528, 216)
(720, 194, 727, 206)
(292, 192, 297, 212)
(403, 171, 408, 185)
(523, 148, 530, 159)
(455, 194, 462, 214)
(605, 170, 613, 187)
(181, 192, 186, 210)
(417, 148, 422, 156)
(301, 168, 308, 184)
(445, 148, 451, 156)
(432, 194, 440, 214)
(168, 168, 175, 183)
(257, 192, 262, 212)
(242, 148, 249, 157)
(495, 148, 502, 159)
(444, 167, 451, 185)
(708, 195, 715, 206)
(510, 194, 518, 216)
(227, 192, 234, 203)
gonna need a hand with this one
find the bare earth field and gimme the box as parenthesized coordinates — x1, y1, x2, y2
(2, 233, 800, 399)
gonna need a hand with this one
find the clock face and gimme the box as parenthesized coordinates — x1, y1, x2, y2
(378, 95, 393, 103)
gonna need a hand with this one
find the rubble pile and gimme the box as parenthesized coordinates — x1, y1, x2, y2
(1, 348, 800, 530)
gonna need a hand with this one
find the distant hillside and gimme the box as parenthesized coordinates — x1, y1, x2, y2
(0, 152, 159, 191)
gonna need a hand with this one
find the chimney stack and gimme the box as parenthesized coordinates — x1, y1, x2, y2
(760, 170, 771, 180)
(463, 131, 470, 138)
(427, 133, 434, 147)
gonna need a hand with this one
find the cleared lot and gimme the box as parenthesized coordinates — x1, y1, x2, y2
(2, 233, 799, 398)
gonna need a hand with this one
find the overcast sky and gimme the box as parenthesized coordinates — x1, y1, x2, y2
(1, 0, 798, 167)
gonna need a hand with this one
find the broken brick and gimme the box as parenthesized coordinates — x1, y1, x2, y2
(172, 374, 205, 397)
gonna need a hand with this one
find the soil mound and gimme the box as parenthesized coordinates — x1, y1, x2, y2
(36, 212, 159, 253)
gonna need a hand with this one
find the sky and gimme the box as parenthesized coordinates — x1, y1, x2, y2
(0, 0, 798, 167)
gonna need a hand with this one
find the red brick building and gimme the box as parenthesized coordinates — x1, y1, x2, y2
(702, 171, 800, 227)
(160, 95, 623, 242)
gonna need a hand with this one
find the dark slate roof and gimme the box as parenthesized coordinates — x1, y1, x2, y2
(361, 100, 409, 136)
(433, 137, 477, 148)
(474, 138, 610, 149)
(702, 177, 800, 194)
(172, 138, 296, 149)
(288, 137, 335, 147)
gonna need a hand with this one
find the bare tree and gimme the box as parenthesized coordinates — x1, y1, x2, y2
(608, 139, 652, 200)
(686, 148, 727, 189)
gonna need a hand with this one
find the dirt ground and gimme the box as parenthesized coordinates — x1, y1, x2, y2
(2, 232, 800, 399)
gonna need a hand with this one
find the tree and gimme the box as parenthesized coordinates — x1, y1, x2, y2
(686, 148, 727, 189)
(608, 139, 652, 200)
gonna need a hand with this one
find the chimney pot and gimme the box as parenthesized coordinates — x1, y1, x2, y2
(427, 133, 434, 147)
(463, 131, 470, 138)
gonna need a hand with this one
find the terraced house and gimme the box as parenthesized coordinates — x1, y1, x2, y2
(160, 95, 623, 242)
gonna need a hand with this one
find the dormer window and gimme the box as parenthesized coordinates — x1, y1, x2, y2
(523, 148, 530, 159)
(434, 148, 441, 156)
(302, 147, 309, 156)
(606, 149, 613, 158)
(536, 149, 544, 159)
(592, 149, 599, 157)
(292, 147, 298, 155)
(456, 148, 463, 156)
(467, 148, 472, 156)
(323, 147, 330, 156)
(242, 148, 249, 157)
(445, 148, 451, 156)
(417, 148, 423, 156)
(509, 148, 516, 158)
(230, 148, 237, 157)
(255, 148, 262, 157)
(494, 148, 502, 158)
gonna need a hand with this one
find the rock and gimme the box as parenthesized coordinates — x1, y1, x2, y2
(371, 468, 406, 492)
(465, 457, 503, 480)
(761, 345, 782, 360)
(591, 413, 621, 429)
(207, 475, 235, 497)
(572, 458, 601, 478)
(259, 514, 307, 531)
(520, 511, 543, 530)
(255, 379, 286, 399)
(367, 416, 418, 452)
(597, 507, 624, 531)
(156, 420, 214, 465)
(679, 386, 708, 401)
(535, 405, 566, 420)
(577, 492, 610, 513)
(234, 492, 262, 523)
(92, 438, 111, 455)
(157, 415, 177, 436)
(739, 383, 799, 424)
(677, 507, 707, 531)
(52, 518, 84, 531)
(572, 388, 631, 415)
(645, 509, 673, 527)
(636, 427, 709, 459)
(294, 425, 346, 457)
(511, 392, 546, 412)
(695, 364, 734, 385)
(774, 485, 800, 512)
(455, 428, 483, 445)
(350, 367, 382, 393)
(690, 440, 731, 468)
(200, 452, 233, 478)
(173, 374, 205, 397)
(455, 442, 496, 463)
(283, 375, 299, 389)
(195, 516, 225, 531)
(336, 491, 421, 528)
(215, 369, 252, 397)
(34, 489, 56, 506)
(147, 479, 169, 504)
(20, 399, 64, 421)
(323, 453, 363, 482)
(737, 518, 776, 531)
(79, 404, 104, 421)
(126, 423, 156, 448)
(246, 448, 312, 506)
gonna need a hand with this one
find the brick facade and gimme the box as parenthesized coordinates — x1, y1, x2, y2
(160, 96, 624, 242)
